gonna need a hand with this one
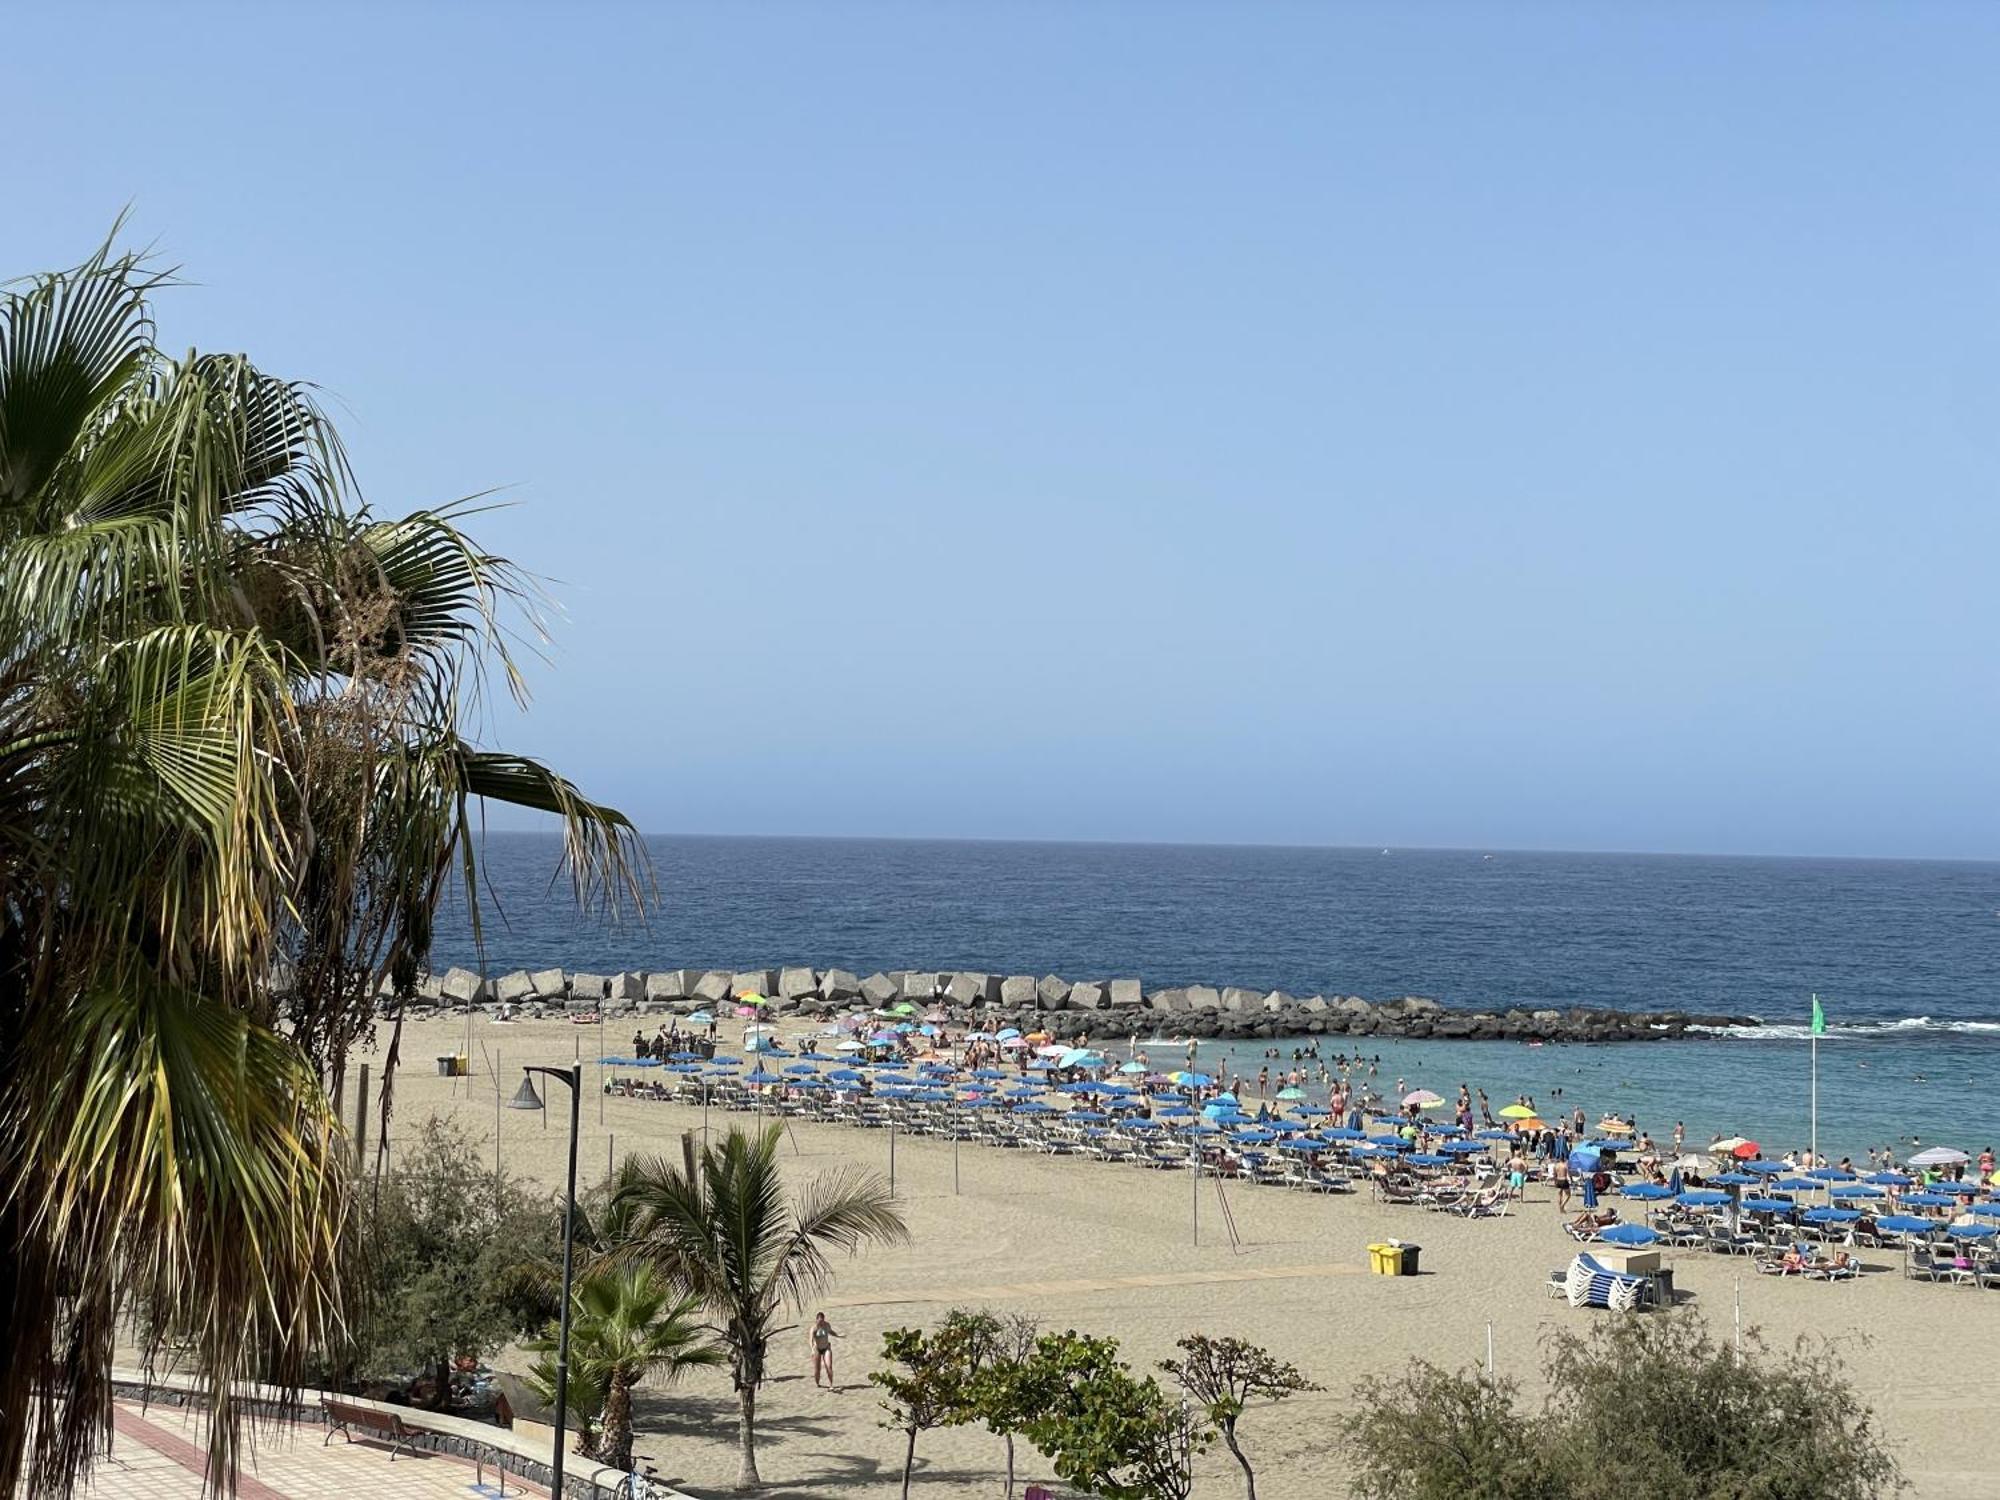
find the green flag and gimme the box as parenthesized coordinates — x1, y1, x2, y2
(1810, 995, 1826, 1036)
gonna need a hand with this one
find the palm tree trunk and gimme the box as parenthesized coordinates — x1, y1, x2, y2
(602, 1370, 634, 1473)
(734, 1383, 761, 1491)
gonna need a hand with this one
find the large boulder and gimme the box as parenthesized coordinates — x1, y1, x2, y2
(1000, 975, 1039, 1009)
(860, 972, 900, 1006)
(439, 967, 485, 1003)
(820, 969, 862, 1002)
(1186, 985, 1221, 1011)
(1107, 978, 1144, 1008)
(1220, 987, 1260, 1013)
(569, 972, 609, 1001)
(530, 967, 568, 998)
(1300, 994, 1329, 1013)
(1067, 980, 1106, 1010)
(778, 967, 819, 1001)
(692, 970, 734, 1004)
(945, 972, 996, 1006)
(1337, 996, 1373, 1014)
(608, 971, 644, 1002)
(1262, 990, 1293, 1013)
(644, 971, 685, 1002)
(732, 969, 777, 999)
(1036, 975, 1071, 1010)
(899, 972, 939, 1002)
(494, 970, 536, 1004)
(1146, 988, 1189, 1012)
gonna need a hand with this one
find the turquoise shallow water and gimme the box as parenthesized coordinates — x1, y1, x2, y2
(432, 834, 2000, 1163)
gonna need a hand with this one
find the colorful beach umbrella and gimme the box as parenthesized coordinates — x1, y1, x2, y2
(1599, 1222, 1659, 1246)
(1402, 1090, 1444, 1109)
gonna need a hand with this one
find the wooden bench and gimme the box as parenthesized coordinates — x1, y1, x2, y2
(322, 1397, 416, 1460)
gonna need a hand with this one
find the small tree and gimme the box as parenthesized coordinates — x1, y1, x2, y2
(1020, 1331, 1209, 1500)
(871, 1319, 984, 1499)
(347, 1116, 558, 1404)
(962, 1312, 1042, 1500)
(1340, 1312, 1904, 1500)
(1161, 1334, 1320, 1500)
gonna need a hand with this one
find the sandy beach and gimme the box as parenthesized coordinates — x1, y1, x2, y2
(362, 1015, 1997, 1499)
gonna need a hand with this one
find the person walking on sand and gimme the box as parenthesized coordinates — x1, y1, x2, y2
(810, 1312, 841, 1389)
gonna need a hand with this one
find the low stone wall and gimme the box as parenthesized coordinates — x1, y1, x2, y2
(375, 965, 1760, 1044)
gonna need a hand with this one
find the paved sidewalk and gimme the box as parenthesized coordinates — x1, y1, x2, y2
(45, 1405, 548, 1500)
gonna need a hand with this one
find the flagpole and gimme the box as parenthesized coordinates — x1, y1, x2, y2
(1810, 991, 1819, 1168)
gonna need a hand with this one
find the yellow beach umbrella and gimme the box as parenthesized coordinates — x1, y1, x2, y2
(1497, 1104, 1537, 1120)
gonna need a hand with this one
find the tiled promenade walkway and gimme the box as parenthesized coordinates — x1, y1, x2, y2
(50, 1405, 546, 1500)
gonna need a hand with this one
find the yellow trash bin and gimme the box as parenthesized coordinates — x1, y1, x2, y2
(455, 1053, 470, 1077)
(1368, 1242, 1395, 1275)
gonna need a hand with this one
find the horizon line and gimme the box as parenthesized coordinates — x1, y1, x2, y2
(471, 827, 2000, 867)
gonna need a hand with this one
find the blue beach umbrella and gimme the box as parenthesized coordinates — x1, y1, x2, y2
(1741, 1160, 1787, 1176)
(1868, 1171, 1915, 1186)
(1830, 1184, 1885, 1199)
(1443, 1140, 1487, 1155)
(1711, 1172, 1757, 1186)
(1803, 1206, 1861, 1224)
(1070, 1110, 1109, 1123)
(1476, 1129, 1514, 1142)
(1294, 1103, 1331, 1116)
(971, 1068, 1007, 1080)
(1966, 1202, 2000, 1219)
(1877, 1214, 1936, 1234)
(1005, 1085, 1042, 1099)
(1599, 1222, 1660, 1246)
(1014, 1101, 1055, 1115)
(1807, 1167, 1857, 1181)
(1322, 1126, 1368, 1140)
(1741, 1197, 1794, 1214)
(684, 1012, 714, 1025)
(1947, 1222, 1998, 1240)
(1105, 1097, 1145, 1111)
(1118, 1061, 1148, 1074)
(783, 1063, 819, 1074)
(669, 1051, 704, 1062)
(1156, 1104, 1194, 1117)
(1774, 1177, 1817, 1192)
(1901, 1192, 1957, 1208)
(1407, 1152, 1451, 1166)
(1675, 1189, 1730, 1207)
(1623, 1183, 1676, 1201)
(1234, 1128, 1278, 1143)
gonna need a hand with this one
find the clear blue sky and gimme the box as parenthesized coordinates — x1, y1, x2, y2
(8, 3, 1998, 858)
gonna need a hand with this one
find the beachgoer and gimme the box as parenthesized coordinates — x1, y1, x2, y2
(1553, 1156, 1572, 1211)
(810, 1313, 841, 1388)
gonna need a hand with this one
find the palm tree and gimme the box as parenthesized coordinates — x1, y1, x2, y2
(618, 1125, 909, 1491)
(0, 235, 641, 1496)
(526, 1262, 722, 1473)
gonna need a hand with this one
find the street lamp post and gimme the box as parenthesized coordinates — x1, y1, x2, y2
(507, 1064, 582, 1498)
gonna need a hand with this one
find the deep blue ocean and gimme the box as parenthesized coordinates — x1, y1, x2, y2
(432, 836, 2000, 1161)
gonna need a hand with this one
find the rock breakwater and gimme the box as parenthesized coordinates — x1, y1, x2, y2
(380, 965, 1760, 1044)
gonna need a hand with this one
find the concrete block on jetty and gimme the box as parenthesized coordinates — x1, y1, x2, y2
(819, 969, 861, 1001)
(732, 968, 777, 998)
(945, 972, 998, 1006)
(860, 973, 899, 1005)
(1108, 978, 1143, 1007)
(440, 968, 488, 1004)
(1146, 988, 1188, 1012)
(530, 967, 567, 998)
(608, 971, 643, 1002)
(643, 971, 683, 1002)
(570, 973, 609, 1001)
(1035, 974, 1070, 1009)
(1186, 985, 1221, 1011)
(415, 973, 445, 1003)
(1262, 990, 1292, 1012)
(1067, 980, 1105, 1010)
(495, 970, 536, 1004)
(778, 967, 819, 1001)
(1001, 975, 1039, 1008)
(693, 971, 733, 1004)
(1220, 986, 1259, 1013)
(1301, 994, 1328, 1013)
(898, 972, 938, 1001)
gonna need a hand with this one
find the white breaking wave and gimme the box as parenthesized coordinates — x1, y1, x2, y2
(1691, 1016, 2000, 1041)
